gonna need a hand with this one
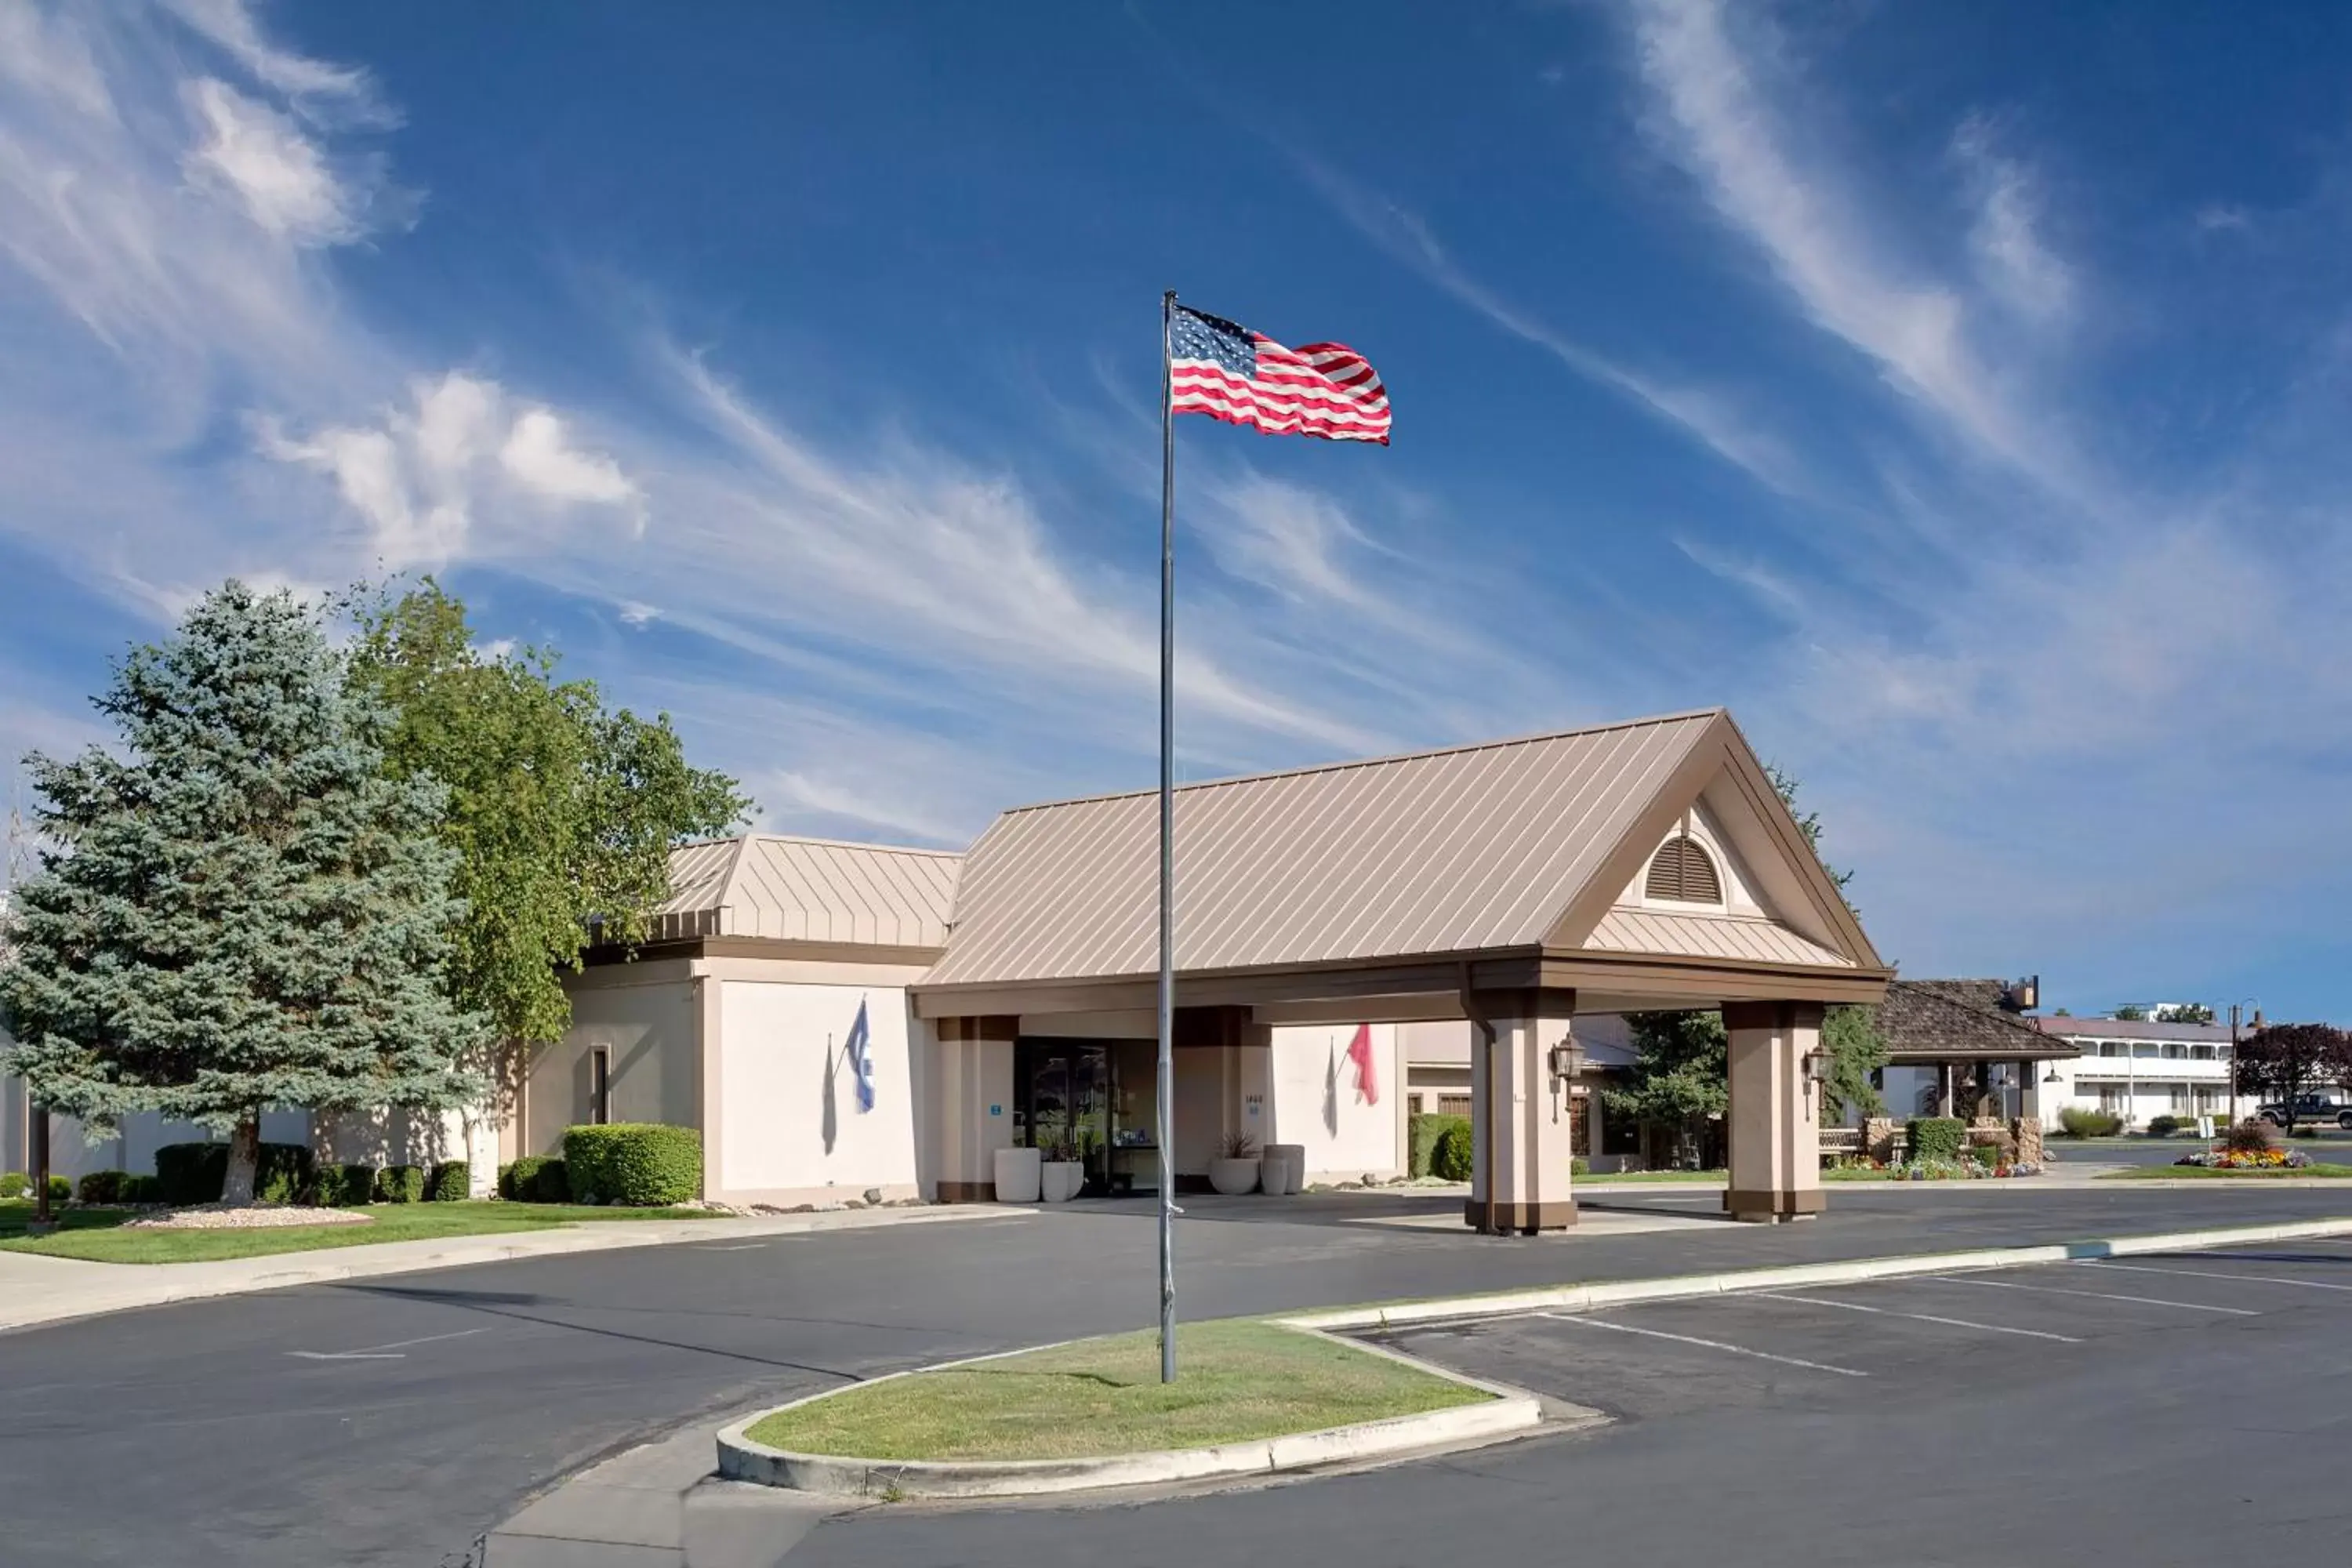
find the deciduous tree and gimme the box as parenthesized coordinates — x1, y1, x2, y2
(2234, 1022, 2352, 1128)
(344, 580, 748, 1054)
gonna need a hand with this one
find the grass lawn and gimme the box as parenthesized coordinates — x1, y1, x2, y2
(742, 1319, 1491, 1462)
(2098, 1163, 2352, 1179)
(0, 1198, 715, 1263)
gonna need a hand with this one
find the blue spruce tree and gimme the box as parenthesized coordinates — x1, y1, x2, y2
(0, 583, 486, 1204)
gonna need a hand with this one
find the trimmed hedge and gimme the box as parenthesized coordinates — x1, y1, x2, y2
(1408, 1112, 1470, 1179)
(374, 1164, 426, 1204)
(1430, 1121, 1475, 1183)
(426, 1161, 470, 1202)
(307, 1163, 375, 1207)
(123, 1174, 163, 1205)
(0, 1171, 27, 1200)
(153, 1141, 313, 1205)
(2056, 1105, 2123, 1139)
(46, 1173, 71, 1202)
(1907, 1117, 1967, 1165)
(1969, 1142, 2000, 1169)
(2147, 1113, 2186, 1138)
(562, 1123, 702, 1206)
(76, 1170, 128, 1204)
(499, 1156, 569, 1204)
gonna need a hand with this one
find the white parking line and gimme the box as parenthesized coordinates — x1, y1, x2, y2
(286, 1327, 491, 1361)
(691, 1243, 768, 1252)
(1752, 1293, 2082, 1343)
(1925, 1275, 2259, 1316)
(2085, 1260, 2352, 1294)
(1535, 1312, 1867, 1377)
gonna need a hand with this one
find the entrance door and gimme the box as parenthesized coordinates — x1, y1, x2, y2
(1014, 1040, 1112, 1196)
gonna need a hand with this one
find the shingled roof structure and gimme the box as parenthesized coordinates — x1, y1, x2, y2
(1875, 979, 2074, 1063)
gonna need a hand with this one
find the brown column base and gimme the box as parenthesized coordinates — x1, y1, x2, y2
(1463, 1199, 1578, 1234)
(935, 1180, 997, 1203)
(1723, 1187, 1826, 1222)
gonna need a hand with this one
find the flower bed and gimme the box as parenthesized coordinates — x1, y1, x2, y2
(2176, 1147, 2311, 1170)
(1825, 1156, 2042, 1181)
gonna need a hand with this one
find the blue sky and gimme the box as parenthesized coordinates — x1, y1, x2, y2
(4, 1, 2349, 1020)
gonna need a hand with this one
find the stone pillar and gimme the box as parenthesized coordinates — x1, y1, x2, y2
(1863, 1115, 1897, 1164)
(2015, 1058, 2042, 1127)
(932, 1015, 1016, 1203)
(1466, 988, 1578, 1233)
(1723, 1000, 1825, 1222)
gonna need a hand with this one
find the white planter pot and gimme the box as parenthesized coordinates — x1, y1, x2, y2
(1265, 1144, 1305, 1195)
(993, 1146, 1043, 1204)
(1040, 1161, 1084, 1203)
(1208, 1157, 1262, 1196)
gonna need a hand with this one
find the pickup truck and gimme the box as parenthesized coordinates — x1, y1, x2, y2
(2253, 1094, 2352, 1130)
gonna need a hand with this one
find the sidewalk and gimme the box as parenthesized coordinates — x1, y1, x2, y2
(0, 1203, 1019, 1335)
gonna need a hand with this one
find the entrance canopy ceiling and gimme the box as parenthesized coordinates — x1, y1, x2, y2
(915, 709, 1889, 1018)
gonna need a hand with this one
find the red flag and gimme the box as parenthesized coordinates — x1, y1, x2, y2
(1345, 1023, 1379, 1105)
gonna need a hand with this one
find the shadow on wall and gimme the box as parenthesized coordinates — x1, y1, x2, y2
(1323, 1040, 1340, 1138)
(315, 1106, 459, 1167)
(821, 1033, 839, 1155)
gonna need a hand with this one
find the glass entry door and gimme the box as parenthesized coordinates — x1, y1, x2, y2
(1015, 1040, 1112, 1196)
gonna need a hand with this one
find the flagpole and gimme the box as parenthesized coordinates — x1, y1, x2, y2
(1157, 288, 1178, 1385)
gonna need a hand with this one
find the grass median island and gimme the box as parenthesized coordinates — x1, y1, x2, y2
(742, 1319, 1492, 1462)
(0, 1199, 717, 1263)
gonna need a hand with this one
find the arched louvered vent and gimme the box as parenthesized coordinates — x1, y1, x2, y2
(1643, 834, 1722, 904)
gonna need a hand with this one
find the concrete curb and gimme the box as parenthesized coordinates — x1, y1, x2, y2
(0, 1203, 1025, 1335)
(714, 1329, 1547, 1499)
(1274, 1214, 2352, 1332)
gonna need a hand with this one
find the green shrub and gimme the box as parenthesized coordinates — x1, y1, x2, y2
(1571, 1156, 1590, 1178)
(563, 1123, 702, 1206)
(2056, 1106, 2123, 1140)
(1408, 1112, 1470, 1178)
(2147, 1113, 2183, 1138)
(1430, 1122, 1475, 1183)
(152, 1141, 314, 1204)
(0, 1171, 26, 1200)
(122, 1174, 163, 1204)
(499, 1155, 568, 1203)
(1969, 1142, 1999, 1169)
(1907, 1117, 1967, 1164)
(374, 1164, 425, 1203)
(46, 1173, 71, 1202)
(75, 1170, 128, 1204)
(426, 1161, 470, 1202)
(307, 1163, 375, 1207)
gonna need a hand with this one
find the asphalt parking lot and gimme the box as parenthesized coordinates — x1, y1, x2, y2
(1373, 1235, 2352, 1423)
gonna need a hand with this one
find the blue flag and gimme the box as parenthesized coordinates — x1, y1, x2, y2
(845, 997, 874, 1112)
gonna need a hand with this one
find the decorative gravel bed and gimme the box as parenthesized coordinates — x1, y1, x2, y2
(122, 1203, 376, 1231)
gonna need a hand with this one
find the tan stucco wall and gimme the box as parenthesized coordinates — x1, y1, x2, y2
(713, 977, 920, 1204)
(1268, 1023, 1403, 1181)
(532, 976, 699, 1155)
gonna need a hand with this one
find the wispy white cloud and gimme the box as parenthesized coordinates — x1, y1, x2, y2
(1294, 152, 1813, 499)
(1951, 114, 2073, 324)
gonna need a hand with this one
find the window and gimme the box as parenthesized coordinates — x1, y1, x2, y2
(2191, 1044, 2216, 1061)
(1644, 834, 1722, 904)
(2161, 1044, 2187, 1060)
(2099, 1043, 2125, 1058)
(1437, 1094, 1472, 1119)
(2097, 1084, 2128, 1113)
(589, 1045, 612, 1126)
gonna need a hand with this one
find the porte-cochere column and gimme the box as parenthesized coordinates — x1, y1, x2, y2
(1722, 1000, 1824, 1222)
(1467, 986, 1580, 1233)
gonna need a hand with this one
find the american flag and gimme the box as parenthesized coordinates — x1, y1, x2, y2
(1168, 305, 1391, 445)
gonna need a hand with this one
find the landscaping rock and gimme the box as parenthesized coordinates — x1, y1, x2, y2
(862, 1188, 884, 1205)
(124, 1203, 373, 1231)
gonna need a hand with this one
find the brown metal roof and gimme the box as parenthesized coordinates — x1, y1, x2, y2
(650, 834, 960, 949)
(1584, 908, 1853, 969)
(922, 710, 1731, 987)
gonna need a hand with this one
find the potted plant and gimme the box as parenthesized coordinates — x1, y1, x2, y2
(993, 1142, 1042, 1203)
(1208, 1131, 1262, 1196)
(1039, 1132, 1083, 1203)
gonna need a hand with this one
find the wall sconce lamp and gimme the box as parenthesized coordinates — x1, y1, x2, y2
(1548, 1034, 1585, 1087)
(1803, 1048, 1831, 1099)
